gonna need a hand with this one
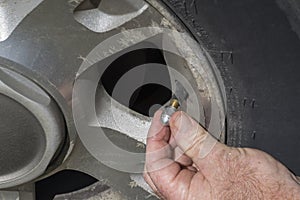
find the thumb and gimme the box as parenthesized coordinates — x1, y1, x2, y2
(169, 111, 223, 166)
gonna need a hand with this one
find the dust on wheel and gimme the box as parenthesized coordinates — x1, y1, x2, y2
(0, 0, 299, 199)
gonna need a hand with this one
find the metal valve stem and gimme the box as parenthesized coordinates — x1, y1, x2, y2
(160, 99, 180, 126)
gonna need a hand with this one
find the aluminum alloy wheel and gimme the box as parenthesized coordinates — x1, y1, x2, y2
(0, 0, 226, 199)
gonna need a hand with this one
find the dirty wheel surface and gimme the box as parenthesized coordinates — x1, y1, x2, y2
(0, 0, 299, 199)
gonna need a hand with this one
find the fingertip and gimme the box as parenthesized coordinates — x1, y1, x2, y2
(148, 109, 168, 139)
(150, 109, 163, 128)
(153, 109, 163, 118)
(169, 111, 183, 129)
(169, 111, 196, 136)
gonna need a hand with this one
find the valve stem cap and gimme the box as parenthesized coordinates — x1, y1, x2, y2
(160, 99, 180, 126)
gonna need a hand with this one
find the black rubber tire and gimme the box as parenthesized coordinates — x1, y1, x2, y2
(161, 0, 300, 174)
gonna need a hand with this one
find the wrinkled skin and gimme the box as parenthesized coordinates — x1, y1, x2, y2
(144, 111, 300, 200)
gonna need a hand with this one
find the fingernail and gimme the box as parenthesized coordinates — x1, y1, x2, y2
(153, 109, 163, 119)
(148, 109, 164, 137)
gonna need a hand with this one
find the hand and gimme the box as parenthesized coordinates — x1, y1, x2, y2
(144, 110, 300, 200)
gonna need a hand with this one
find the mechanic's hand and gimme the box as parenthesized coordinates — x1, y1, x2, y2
(144, 110, 300, 200)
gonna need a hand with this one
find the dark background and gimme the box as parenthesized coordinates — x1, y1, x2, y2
(166, 0, 300, 174)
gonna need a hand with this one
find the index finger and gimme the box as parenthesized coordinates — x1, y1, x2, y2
(145, 110, 194, 198)
(146, 110, 174, 171)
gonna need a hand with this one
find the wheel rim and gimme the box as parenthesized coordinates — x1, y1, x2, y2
(0, 0, 226, 199)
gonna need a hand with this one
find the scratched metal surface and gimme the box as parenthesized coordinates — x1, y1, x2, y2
(0, 0, 228, 199)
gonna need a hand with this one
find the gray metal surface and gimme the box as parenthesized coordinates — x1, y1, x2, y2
(70, 26, 224, 198)
(0, 0, 167, 195)
(0, 94, 45, 178)
(0, 0, 44, 42)
(0, 0, 226, 198)
(74, 0, 149, 32)
(62, 139, 157, 200)
(0, 191, 34, 200)
(0, 66, 65, 189)
(0, 184, 35, 200)
(54, 184, 122, 200)
(95, 86, 151, 144)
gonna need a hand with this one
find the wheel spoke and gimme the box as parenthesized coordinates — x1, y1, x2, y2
(74, 0, 149, 32)
(96, 85, 151, 144)
(0, 0, 44, 42)
(0, 184, 35, 200)
(64, 139, 157, 200)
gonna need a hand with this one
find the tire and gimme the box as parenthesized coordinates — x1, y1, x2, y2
(1, 0, 299, 199)
(161, 0, 300, 174)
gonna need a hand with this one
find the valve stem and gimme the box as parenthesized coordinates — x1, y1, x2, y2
(160, 80, 188, 126)
(160, 98, 180, 126)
